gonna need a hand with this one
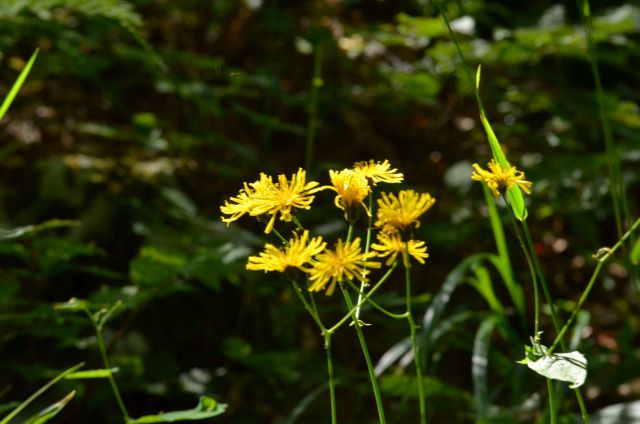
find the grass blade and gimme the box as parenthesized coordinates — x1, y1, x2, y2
(0, 49, 39, 121)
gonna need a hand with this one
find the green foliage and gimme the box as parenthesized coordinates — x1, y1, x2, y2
(127, 396, 227, 423)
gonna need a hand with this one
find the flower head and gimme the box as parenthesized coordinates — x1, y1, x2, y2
(375, 190, 435, 235)
(221, 168, 324, 233)
(371, 233, 428, 267)
(328, 169, 371, 219)
(308, 238, 380, 295)
(354, 160, 404, 185)
(246, 230, 326, 273)
(471, 159, 532, 198)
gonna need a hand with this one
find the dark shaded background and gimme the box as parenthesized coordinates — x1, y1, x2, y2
(1, 0, 639, 422)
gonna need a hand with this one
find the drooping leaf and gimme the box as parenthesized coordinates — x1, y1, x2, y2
(23, 391, 75, 424)
(519, 344, 587, 388)
(127, 396, 226, 423)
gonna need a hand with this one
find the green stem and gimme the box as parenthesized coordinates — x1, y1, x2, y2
(519, 221, 590, 422)
(548, 379, 558, 424)
(341, 286, 387, 424)
(577, 0, 638, 295)
(324, 333, 337, 424)
(403, 251, 427, 424)
(272, 228, 289, 245)
(89, 315, 130, 422)
(549, 216, 640, 354)
(328, 263, 398, 334)
(304, 43, 324, 173)
(345, 279, 408, 320)
(356, 194, 375, 320)
(291, 281, 326, 331)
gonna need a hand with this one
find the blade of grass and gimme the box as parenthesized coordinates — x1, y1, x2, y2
(0, 49, 39, 121)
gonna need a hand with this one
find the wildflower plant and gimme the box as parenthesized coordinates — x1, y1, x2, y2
(220, 160, 435, 424)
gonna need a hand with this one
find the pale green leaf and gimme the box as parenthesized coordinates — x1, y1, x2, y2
(127, 396, 226, 423)
(23, 391, 75, 424)
(520, 344, 587, 389)
(65, 368, 118, 379)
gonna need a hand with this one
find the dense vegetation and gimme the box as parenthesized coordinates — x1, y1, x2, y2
(1, 0, 639, 423)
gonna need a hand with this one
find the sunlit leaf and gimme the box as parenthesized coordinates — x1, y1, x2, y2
(630, 237, 640, 265)
(518, 344, 587, 388)
(65, 368, 118, 379)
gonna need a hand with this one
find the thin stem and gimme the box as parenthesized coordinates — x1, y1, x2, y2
(519, 221, 590, 422)
(292, 215, 304, 230)
(549, 216, 640, 354)
(89, 316, 130, 422)
(403, 251, 427, 424)
(291, 281, 326, 332)
(356, 193, 375, 320)
(344, 279, 408, 320)
(272, 228, 289, 245)
(341, 286, 387, 424)
(304, 43, 324, 173)
(324, 333, 337, 424)
(328, 263, 398, 334)
(548, 379, 558, 424)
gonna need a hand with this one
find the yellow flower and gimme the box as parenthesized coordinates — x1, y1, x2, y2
(308, 238, 381, 295)
(371, 233, 429, 267)
(375, 190, 435, 235)
(471, 159, 532, 198)
(354, 159, 404, 185)
(328, 169, 371, 218)
(221, 168, 324, 234)
(246, 230, 326, 273)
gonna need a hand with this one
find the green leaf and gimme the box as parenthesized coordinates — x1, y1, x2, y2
(0, 48, 38, 120)
(23, 391, 75, 424)
(519, 344, 587, 388)
(0, 220, 79, 240)
(65, 368, 118, 379)
(475, 65, 528, 221)
(630, 237, 640, 265)
(127, 396, 227, 423)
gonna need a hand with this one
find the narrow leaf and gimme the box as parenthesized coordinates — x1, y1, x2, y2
(23, 391, 75, 424)
(472, 316, 500, 418)
(0, 363, 84, 424)
(475, 65, 528, 221)
(0, 219, 79, 240)
(0, 49, 39, 120)
(127, 396, 226, 423)
(65, 368, 118, 380)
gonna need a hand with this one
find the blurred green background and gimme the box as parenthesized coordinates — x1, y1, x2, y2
(1, 0, 639, 422)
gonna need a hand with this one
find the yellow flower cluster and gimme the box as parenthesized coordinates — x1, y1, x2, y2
(221, 160, 432, 294)
(471, 159, 532, 198)
(220, 168, 324, 234)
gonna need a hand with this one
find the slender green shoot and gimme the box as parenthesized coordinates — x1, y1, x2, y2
(403, 251, 427, 424)
(0, 49, 39, 121)
(549, 216, 640, 354)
